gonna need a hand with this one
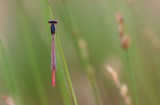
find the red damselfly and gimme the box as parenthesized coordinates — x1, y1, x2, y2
(48, 20, 58, 87)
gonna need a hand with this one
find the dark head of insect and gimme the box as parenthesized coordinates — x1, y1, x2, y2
(48, 20, 58, 34)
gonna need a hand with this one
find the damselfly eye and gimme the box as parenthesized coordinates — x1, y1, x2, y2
(53, 20, 58, 24)
(48, 20, 52, 23)
(48, 20, 58, 24)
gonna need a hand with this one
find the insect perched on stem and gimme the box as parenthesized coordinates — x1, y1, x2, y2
(48, 20, 58, 87)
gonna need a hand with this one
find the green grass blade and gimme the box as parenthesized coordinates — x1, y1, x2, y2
(126, 50, 139, 105)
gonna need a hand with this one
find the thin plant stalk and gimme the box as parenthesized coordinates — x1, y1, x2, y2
(126, 51, 139, 105)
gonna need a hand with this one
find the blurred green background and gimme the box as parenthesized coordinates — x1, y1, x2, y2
(1, 0, 160, 105)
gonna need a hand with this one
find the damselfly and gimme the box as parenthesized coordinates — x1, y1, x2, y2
(48, 20, 58, 87)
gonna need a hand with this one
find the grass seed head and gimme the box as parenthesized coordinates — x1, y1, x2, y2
(116, 12, 123, 25)
(121, 35, 131, 51)
(106, 65, 121, 88)
(120, 84, 128, 98)
(118, 24, 124, 37)
(106, 65, 132, 105)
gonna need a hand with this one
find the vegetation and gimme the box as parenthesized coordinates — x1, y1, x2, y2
(1, 0, 160, 105)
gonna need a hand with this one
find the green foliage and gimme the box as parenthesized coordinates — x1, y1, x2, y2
(1, 0, 160, 105)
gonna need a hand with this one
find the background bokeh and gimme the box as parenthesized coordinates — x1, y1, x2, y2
(1, 0, 160, 105)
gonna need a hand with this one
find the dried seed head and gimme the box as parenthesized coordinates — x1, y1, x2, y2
(118, 24, 124, 37)
(120, 84, 131, 105)
(126, 96, 131, 105)
(121, 35, 131, 50)
(116, 12, 123, 25)
(120, 84, 128, 98)
(106, 65, 121, 88)
(105, 65, 132, 105)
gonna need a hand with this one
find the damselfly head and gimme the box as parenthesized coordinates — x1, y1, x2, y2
(48, 20, 58, 24)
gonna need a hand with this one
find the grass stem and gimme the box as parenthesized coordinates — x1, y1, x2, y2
(126, 50, 139, 105)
